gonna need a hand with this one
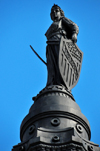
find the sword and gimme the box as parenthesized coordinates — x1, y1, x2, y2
(30, 45, 47, 66)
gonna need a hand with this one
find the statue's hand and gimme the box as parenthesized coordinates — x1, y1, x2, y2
(72, 33, 77, 43)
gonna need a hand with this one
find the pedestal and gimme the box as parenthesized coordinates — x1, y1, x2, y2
(12, 85, 100, 151)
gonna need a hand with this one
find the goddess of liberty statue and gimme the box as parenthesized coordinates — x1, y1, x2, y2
(45, 4, 83, 90)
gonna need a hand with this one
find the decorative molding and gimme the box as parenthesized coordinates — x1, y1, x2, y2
(32, 85, 75, 102)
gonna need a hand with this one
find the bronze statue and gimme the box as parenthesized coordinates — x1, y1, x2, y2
(30, 4, 83, 90)
(45, 4, 83, 90)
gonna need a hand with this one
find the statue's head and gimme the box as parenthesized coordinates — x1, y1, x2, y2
(50, 4, 64, 21)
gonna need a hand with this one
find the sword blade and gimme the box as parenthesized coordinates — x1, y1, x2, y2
(30, 45, 47, 66)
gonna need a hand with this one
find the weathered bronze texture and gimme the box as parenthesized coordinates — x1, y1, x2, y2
(12, 4, 100, 151)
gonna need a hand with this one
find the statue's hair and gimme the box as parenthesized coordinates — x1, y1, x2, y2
(50, 4, 64, 21)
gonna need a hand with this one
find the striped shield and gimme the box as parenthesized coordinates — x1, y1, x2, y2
(59, 37, 83, 90)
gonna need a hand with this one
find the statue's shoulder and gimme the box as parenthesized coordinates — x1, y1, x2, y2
(62, 16, 77, 26)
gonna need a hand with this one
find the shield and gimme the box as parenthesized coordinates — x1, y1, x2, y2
(58, 37, 83, 90)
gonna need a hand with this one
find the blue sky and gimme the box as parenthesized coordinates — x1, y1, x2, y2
(0, 0, 100, 150)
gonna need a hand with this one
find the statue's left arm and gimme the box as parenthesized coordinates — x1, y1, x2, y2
(62, 17, 79, 42)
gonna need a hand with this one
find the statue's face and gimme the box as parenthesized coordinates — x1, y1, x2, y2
(51, 7, 61, 21)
